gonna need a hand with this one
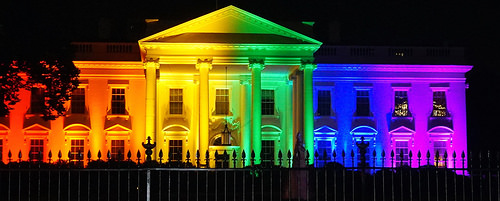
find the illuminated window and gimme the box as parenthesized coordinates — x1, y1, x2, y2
(261, 140, 275, 167)
(395, 141, 409, 167)
(394, 91, 410, 117)
(355, 90, 370, 116)
(71, 88, 86, 114)
(169, 140, 183, 161)
(215, 89, 229, 115)
(30, 87, 44, 114)
(317, 90, 331, 116)
(316, 140, 332, 167)
(111, 88, 126, 115)
(30, 139, 44, 161)
(169, 89, 183, 115)
(111, 140, 125, 161)
(70, 139, 84, 164)
(432, 91, 448, 117)
(433, 141, 447, 167)
(262, 90, 275, 115)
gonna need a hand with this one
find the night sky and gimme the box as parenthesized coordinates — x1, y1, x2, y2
(1, 1, 498, 153)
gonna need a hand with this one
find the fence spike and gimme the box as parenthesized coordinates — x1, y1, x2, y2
(372, 150, 377, 158)
(306, 150, 310, 164)
(278, 150, 283, 166)
(205, 150, 210, 168)
(409, 150, 413, 167)
(196, 150, 201, 168)
(242, 150, 246, 167)
(332, 149, 337, 162)
(48, 150, 53, 163)
(107, 150, 112, 161)
(159, 149, 163, 164)
(127, 150, 132, 162)
(18, 150, 22, 162)
(453, 151, 457, 159)
(136, 150, 141, 164)
(68, 150, 72, 161)
(58, 150, 63, 161)
(250, 150, 255, 166)
(461, 151, 465, 159)
(97, 150, 102, 160)
(315, 150, 319, 160)
(8, 150, 12, 162)
(391, 150, 395, 158)
(232, 150, 237, 168)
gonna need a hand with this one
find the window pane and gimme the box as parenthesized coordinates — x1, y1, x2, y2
(356, 90, 370, 116)
(30, 87, 44, 114)
(317, 90, 331, 116)
(111, 140, 125, 161)
(70, 139, 85, 164)
(262, 90, 275, 115)
(169, 89, 183, 114)
(394, 91, 410, 117)
(262, 140, 275, 167)
(169, 140, 183, 161)
(215, 89, 229, 115)
(433, 141, 447, 167)
(30, 139, 44, 161)
(111, 88, 126, 114)
(395, 141, 409, 167)
(432, 91, 448, 117)
(71, 88, 86, 114)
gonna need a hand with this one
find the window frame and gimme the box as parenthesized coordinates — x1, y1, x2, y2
(431, 90, 449, 117)
(169, 88, 184, 115)
(261, 89, 275, 116)
(70, 87, 87, 114)
(316, 89, 332, 116)
(215, 88, 230, 115)
(354, 88, 371, 117)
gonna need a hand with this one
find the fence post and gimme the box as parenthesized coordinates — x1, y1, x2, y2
(146, 169, 151, 201)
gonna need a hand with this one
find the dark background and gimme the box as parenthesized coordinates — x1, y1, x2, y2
(1, 1, 498, 153)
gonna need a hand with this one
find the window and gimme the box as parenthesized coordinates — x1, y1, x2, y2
(215, 89, 229, 115)
(433, 141, 447, 167)
(394, 91, 410, 117)
(30, 139, 44, 161)
(111, 88, 126, 115)
(71, 88, 86, 114)
(111, 140, 125, 161)
(432, 91, 448, 117)
(316, 140, 332, 167)
(261, 140, 275, 167)
(317, 90, 331, 116)
(169, 140, 183, 161)
(395, 141, 409, 167)
(30, 87, 44, 114)
(169, 89, 183, 115)
(355, 90, 370, 116)
(70, 139, 84, 164)
(262, 90, 275, 115)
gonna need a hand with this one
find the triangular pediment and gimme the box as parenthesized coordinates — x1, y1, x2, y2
(314, 126, 337, 135)
(139, 5, 321, 45)
(105, 124, 131, 132)
(24, 124, 50, 132)
(389, 126, 416, 134)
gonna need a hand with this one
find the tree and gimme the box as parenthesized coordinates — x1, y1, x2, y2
(0, 59, 80, 120)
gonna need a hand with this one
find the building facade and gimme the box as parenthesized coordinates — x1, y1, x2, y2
(0, 6, 471, 168)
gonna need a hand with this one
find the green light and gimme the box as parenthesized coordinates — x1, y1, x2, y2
(250, 60, 265, 164)
(301, 62, 316, 165)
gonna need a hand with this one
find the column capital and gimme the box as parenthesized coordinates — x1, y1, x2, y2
(248, 58, 265, 70)
(299, 59, 317, 71)
(196, 58, 213, 70)
(144, 58, 160, 69)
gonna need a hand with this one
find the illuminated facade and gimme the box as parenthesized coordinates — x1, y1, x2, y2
(0, 6, 471, 168)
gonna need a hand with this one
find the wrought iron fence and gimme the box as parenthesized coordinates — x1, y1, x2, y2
(1, 149, 499, 201)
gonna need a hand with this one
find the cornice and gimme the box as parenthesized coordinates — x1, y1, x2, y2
(316, 64, 473, 73)
(73, 61, 143, 69)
